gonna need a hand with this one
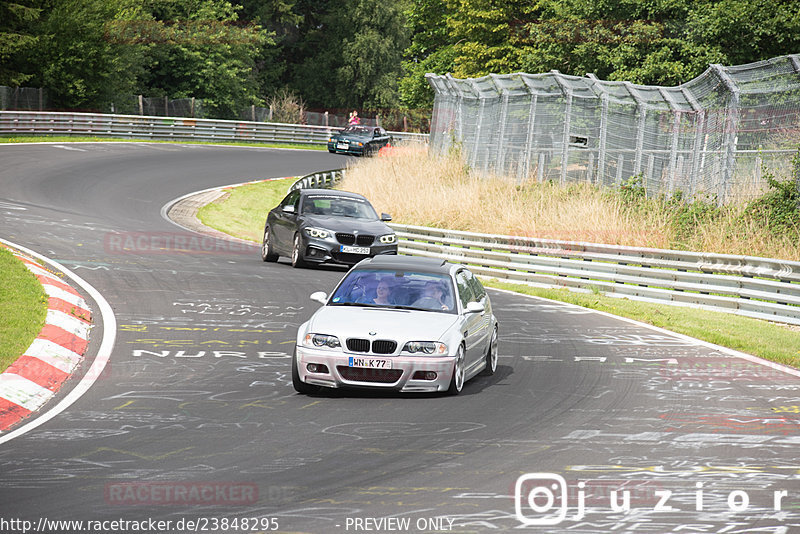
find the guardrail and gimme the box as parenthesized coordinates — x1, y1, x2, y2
(0, 111, 429, 145)
(289, 168, 800, 326)
(289, 169, 344, 192)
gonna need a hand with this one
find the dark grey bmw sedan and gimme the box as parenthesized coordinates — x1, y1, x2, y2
(261, 188, 398, 268)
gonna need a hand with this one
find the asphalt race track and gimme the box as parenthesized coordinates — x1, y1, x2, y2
(1, 142, 799, 533)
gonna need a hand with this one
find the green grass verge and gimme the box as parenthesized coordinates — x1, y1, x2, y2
(0, 135, 326, 151)
(187, 160, 800, 370)
(0, 248, 48, 372)
(485, 280, 800, 369)
(197, 178, 295, 243)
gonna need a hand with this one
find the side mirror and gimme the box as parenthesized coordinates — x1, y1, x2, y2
(465, 301, 485, 314)
(282, 205, 295, 214)
(310, 291, 328, 305)
(380, 213, 392, 222)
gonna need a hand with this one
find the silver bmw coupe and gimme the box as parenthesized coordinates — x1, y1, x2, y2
(293, 256, 499, 395)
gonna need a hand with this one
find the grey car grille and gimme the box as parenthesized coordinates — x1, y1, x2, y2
(336, 233, 374, 246)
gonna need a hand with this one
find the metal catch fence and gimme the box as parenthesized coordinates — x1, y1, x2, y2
(426, 54, 800, 202)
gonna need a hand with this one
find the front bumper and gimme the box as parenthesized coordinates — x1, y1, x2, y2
(300, 234, 397, 266)
(295, 345, 456, 392)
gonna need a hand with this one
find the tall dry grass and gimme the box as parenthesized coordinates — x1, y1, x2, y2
(339, 147, 800, 260)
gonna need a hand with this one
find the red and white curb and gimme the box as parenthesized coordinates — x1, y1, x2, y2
(0, 247, 92, 430)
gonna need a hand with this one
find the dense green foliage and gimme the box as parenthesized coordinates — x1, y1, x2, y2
(400, 0, 800, 107)
(3, 0, 800, 113)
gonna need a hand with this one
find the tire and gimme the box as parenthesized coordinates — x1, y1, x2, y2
(292, 349, 320, 394)
(261, 226, 279, 262)
(481, 327, 498, 376)
(291, 233, 307, 268)
(447, 345, 466, 395)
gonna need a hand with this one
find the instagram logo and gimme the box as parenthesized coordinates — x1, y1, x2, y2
(515, 473, 568, 526)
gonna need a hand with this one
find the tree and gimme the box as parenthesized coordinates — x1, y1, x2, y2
(32, 0, 149, 110)
(138, 0, 271, 118)
(233, 0, 301, 96)
(397, 0, 800, 108)
(288, 0, 410, 109)
(0, 0, 42, 86)
(399, 0, 457, 108)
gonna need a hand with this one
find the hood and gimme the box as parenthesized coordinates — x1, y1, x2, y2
(307, 305, 458, 343)
(302, 215, 391, 235)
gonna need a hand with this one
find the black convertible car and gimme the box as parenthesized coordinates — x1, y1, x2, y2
(261, 188, 398, 268)
(327, 125, 392, 156)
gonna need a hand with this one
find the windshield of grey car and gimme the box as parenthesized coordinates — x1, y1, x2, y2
(329, 269, 456, 314)
(341, 126, 371, 135)
(302, 195, 378, 219)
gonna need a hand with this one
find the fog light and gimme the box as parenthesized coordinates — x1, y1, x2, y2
(307, 363, 329, 373)
(412, 371, 437, 380)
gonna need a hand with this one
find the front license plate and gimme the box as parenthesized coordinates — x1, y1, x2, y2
(341, 245, 370, 254)
(349, 357, 392, 369)
(336, 142, 349, 149)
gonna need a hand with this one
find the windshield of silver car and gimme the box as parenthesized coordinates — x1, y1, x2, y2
(329, 269, 457, 313)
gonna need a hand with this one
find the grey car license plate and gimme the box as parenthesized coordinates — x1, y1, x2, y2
(340, 245, 370, 254)
(349, 357, 392, 369)
(336, 142, 349, 149)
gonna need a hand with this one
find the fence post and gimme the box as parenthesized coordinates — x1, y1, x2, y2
(625, 82, 647, 177)
(659, 88, 682, 196)
(681, 88, 702, 198)
(38, 87, 44, 111)
(522, 91, 538, 182)
(496, 92, 510, 173)
(551, 71, 572, 185)
(191, 97, 196, 118)
(538, 153, 545, 182)
(324, 111, 329, 128)
(711, 64, 741, 204)
(471, 96, 486, 170)
(164, 95, 169, 116)
(138, 95, 143, 115)
(587, 74, 609, 186)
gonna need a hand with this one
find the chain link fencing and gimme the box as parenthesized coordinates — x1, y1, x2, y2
(426, 54, 800, 203)
(0, 87, 47, 111)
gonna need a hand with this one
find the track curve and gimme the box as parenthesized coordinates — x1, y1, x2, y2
(0, 142, 798, 533)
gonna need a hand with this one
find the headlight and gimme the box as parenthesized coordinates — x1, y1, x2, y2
(305, 227, 330, 239)
(356, 142, 363, 147)
(379, 234, 397, 244)
(402, 341, 447, 355)
(329, 137, 335, 142)
(303, 333, 341, 349)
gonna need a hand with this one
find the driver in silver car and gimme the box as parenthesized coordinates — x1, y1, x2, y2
(412, 281, 450, 311)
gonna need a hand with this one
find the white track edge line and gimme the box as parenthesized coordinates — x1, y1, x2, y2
(159, 177, 292, 235)
(487, 286, 800, 379)
(0, 238, 117, 445)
